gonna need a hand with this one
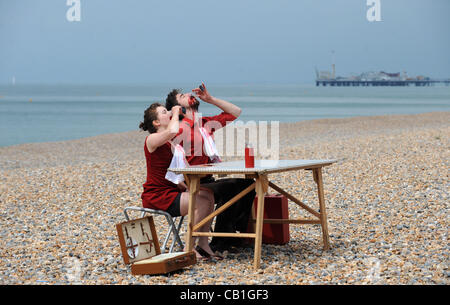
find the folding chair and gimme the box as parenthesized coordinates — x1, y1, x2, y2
(123, 206, 184, 254)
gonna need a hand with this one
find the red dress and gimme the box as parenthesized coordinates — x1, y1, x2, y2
(141, 137, 179, 211)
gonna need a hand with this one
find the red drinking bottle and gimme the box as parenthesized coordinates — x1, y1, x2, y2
(245, 143, 255, 168)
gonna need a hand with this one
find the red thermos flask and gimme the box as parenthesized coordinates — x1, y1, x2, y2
(245, 143, 255, 168)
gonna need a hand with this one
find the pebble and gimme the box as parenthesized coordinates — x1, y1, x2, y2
(0, 112, 449, 285)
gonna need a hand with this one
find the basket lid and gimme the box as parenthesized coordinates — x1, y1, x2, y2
(116, 216, 161, 265)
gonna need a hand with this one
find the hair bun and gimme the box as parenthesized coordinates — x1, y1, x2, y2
(139, 121, 147, 131)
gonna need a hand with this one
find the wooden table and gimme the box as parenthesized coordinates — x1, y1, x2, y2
(168, 159, 337, 269)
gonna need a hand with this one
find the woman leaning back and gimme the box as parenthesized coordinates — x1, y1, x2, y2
(139, 103, 222, 261)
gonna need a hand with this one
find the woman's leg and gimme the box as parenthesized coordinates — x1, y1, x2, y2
(179, 190, 215, 255)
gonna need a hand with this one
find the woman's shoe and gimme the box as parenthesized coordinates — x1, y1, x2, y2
(194, 246, 211, 261)
(196, 245, 224, 261)
(212, 251, 225, 260)
(186, 246, 212, 261)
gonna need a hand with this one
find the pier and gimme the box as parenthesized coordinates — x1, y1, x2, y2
(316, 79, 450, 87)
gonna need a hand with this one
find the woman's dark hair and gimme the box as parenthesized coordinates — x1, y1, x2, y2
(165, 89, 181, 111)
(139, 103, 162, 134)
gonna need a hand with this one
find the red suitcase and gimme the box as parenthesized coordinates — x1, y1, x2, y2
(247, 194, 290, 245)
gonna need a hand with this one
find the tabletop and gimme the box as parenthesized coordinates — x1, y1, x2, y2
(168, 159, 337, 175)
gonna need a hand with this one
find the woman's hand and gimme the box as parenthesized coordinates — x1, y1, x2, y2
(177, 181, 188, 192)
(171, 105, 182, 118)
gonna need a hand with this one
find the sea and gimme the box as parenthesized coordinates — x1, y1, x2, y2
(0, 83, 449, 147)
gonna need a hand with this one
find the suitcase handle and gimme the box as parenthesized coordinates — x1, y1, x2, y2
(167, 255, 190, 266)
(174, 256, 189, 264)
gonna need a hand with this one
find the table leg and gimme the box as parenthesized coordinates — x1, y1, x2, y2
(313, 167, 330, 250)
(254, 174, 268, 269)
(186, 175, 200, 252)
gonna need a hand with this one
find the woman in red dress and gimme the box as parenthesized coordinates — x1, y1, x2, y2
(139, 103, 221, 260)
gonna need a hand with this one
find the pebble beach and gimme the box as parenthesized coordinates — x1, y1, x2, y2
(0, 111, 448, 285)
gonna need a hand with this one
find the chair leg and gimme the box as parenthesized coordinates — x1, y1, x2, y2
(176, 216, 185, 250)
(169, 216, 185, 253)
(161, 215, 175, 254)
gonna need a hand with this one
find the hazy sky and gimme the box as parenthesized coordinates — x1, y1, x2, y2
(1, 0, 449, 84)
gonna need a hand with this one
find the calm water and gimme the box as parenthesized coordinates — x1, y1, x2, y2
(0, 84, 449, 147)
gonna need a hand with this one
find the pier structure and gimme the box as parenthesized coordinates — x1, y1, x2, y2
(316, 79, 450, 87)
(315, 56, 450, 87)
